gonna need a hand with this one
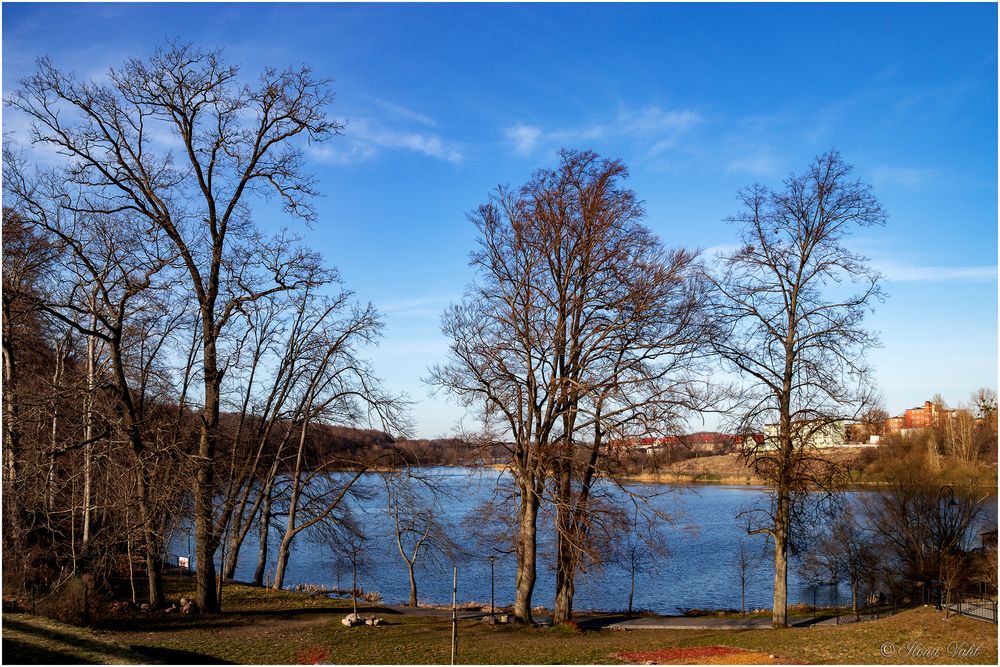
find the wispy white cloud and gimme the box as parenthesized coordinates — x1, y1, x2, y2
(875, 260, 997, 282)
(307, 118, 463, 165)
(504, 124, 542, 156)
(374, 129, 462, 163)
(870, 165, 937, 190)
(618, 107, 701, 143)
(725, 153, 781, 178)
(502, 105, 701, 158)
(367, 97, 437, 127)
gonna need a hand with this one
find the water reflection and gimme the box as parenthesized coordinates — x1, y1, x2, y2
(175, 467, 857, 613)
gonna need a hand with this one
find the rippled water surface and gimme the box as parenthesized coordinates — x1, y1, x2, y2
(174, 467, 865, 613)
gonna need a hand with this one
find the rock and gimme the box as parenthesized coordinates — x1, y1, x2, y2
(139, 603, 150, 612)
(342, 613, 364, 627)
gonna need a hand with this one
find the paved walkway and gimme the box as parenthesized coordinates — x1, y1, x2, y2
(578, 614, 838, 630)
(380, 605, 840, 629)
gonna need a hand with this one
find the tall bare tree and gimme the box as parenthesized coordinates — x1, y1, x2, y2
(429, 185, 557, 623)
(703, 150, 886, 627)
(9, 42, 342, 611)
(431, 149, 706, 623)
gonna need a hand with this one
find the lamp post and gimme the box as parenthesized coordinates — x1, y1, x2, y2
(936, 485, 956, 612)
(487, 554, 497, 617)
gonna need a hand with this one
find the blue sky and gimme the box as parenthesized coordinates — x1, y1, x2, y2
(3, 2, 997, 437)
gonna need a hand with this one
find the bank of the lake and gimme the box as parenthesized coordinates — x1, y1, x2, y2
(617, 449, 1000, 490)
(9, 583, 995, 665)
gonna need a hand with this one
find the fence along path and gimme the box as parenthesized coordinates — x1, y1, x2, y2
(950, 595, 998, 624)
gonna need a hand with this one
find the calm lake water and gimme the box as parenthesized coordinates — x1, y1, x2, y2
(173, 467, 859, 613)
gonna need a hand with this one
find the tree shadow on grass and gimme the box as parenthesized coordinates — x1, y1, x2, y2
(2, 638, 94, 665)
(233, 604, 404, 617)
(3, 618, 148, 664)
(128, 645, 234, 664)
(95, 604, 404, 634)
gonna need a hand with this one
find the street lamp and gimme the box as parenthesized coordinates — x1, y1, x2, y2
(486, 555, 498, 617)
(936, 485, 957, 611)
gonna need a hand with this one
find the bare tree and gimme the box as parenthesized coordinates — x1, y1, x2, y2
(733, 537, 761, 616)
(8, 42, 342, 611)
(702, 150, 887, 627)
(382, 469, 459, 607)
(615, 505, 669, 618)
(944, 408, 979, 463)
(429, 183, 559, 623)
(1, 206, 55, 528)
(430, 150, 706, 623)
(864, 449, 986, 603)
(266, 288, 406, 590)
(801, 506, 878, 615)
(939, 550, 968, 616)
(3, 148, 196, 607)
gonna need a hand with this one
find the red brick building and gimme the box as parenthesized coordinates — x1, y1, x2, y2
(884, 400, 952, 434)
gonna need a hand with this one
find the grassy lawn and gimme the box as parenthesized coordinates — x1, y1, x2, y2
(3, 583, 996, 664)
(2, 613, 151, 664)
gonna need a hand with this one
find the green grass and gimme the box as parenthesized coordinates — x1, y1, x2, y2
(2, 613, 151, 664)
(4, 583, 997, 664)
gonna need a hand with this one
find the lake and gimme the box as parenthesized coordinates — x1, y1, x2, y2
(172, 467, 857, 614)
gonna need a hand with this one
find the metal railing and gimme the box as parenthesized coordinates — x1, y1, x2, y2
(949, 595, 998, 624)
(835, 606, 897, 624)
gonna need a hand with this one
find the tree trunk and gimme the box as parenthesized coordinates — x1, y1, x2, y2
(272, 419, 309, 591)
(82, 321, 97, 546)
(772, 492, 789, 628)
(47, 342, 65, 513)
(253, 485, 273, 586)
(223, 520, 243, 580)
(552, 534, 575, 624)
(272, 531, 294, 591)
(136, 470, 165, 608)
(628, 565, 636, 617)
(195, 419, 219, 612)
(552, 446, 575, 625)
(1, 302, 20, 493)
(513, 484, 538, 624)
(195, 336, 221, 613)
(407, 562, 418, 607)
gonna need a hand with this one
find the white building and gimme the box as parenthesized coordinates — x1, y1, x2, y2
(761, 420, 849, 449)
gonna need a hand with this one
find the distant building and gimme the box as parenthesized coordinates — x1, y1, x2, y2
(762, 420, 849, 449)
(885, 415, 905, 433)
(623, 432, 736, 456)
(884, 400, 954, 435)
